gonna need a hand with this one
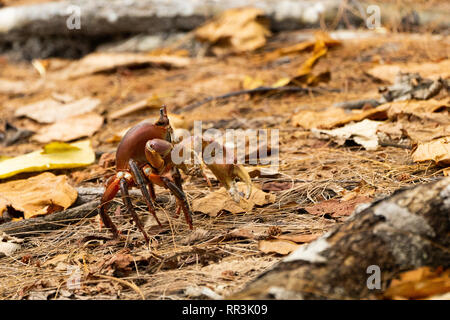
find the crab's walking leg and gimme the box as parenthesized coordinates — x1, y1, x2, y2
(119, 178, 150, 244)
(99, 177, 121, 238)
(129, 159, 162, 227)
(161, 175, 193, 229)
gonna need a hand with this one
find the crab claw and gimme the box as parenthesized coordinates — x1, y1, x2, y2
(206, 163, 252, 202)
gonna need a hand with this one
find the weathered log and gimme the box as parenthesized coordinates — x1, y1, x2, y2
(1, 0, 448, 60)
(0, 187, 170, 238)
(230, 177, 450, 299)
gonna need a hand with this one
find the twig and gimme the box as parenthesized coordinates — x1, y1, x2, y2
(177, 86, 340, 113)
(0, 190, 170, 238)
(94, 274, 145, 299)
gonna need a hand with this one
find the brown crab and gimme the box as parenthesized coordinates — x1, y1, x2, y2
(99, 106, 252, 243)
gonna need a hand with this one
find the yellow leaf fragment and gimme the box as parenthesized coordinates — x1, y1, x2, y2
(412, 136, 450, 165)
(192, 182, 275, 217)
(0, 140, 95, 179)
(195, 7, 270, 53)
(0, 172, 77, 219)
(242, 75, 264, 90)
(258, 239, 300, 255)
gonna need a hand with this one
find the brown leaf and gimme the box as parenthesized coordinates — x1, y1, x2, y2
(192, 182, 275, 217)
(275, 233, 322, 243)
(412, 136, 450, 165)
(262, 181, 293, 191)
(52, 53, 190, 80)
(32, 112, 104, 143)
(0, 79, 42, 95)
(384, 267, 450, 299)
(109, 96, 161, 120)
(0, 172, 77, 219)
(386, 99, 449, 120)
(15, 97, 100, 124)
(367, 59, 450, 83)
(304, 196, 372, 218)
(195, 7, 270, 53)
(258, 239, 300, 255)
(292, 105, 389, 129)
(263, 31, 341, 62)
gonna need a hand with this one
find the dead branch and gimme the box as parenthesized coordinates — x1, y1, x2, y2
(178, 86, 340, 113)
(230, 177, 450, 299)
(0, 188, 170, 238)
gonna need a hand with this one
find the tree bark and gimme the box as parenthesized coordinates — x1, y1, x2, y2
(230, 177, 450, 299)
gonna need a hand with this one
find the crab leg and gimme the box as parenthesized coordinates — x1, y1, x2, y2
(161, 175, 193, 229)
(129, 159, 162, 227)
(119, 178, 150, 244)
(99, 177, 121, 238)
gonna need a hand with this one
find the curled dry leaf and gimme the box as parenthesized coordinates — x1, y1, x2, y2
(192, 182, 276, 217)
(286, 32, 340, 86)
(262, 31, 341, 62)
(15, 97, 100, 124)
(32, 112, 104, 143)
(195, 7, 270, 53)
(51, 52, 190, 80)
(258, 239, 300, 255)
(0, 140, 95, 179)
(0, 172, 77, 219)
(412, 136, 450, 165)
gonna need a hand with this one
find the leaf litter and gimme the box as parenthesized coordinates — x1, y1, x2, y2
(0, 6, 449, 300)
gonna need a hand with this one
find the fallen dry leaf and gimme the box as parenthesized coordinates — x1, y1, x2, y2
(195, 7, 270, 53)
(367, 59, 450, 83)
(286, 32, 340, 86)
(0, 79, 42, 95)
(32, 112, 104, 143)
(0, 140, 95, 179)
(312, 119, 383, 150)
(0, 172, 77, 219)
(275, 233, 322, 243)
(109, 95, 163, 119)
(263, 31, 341, 62)
(192, 182, 276, 217)
(52, 52, 190, 80)
(258, 239, 300, 255)
(304, 196, 372, 218)
(384, 267, 450, 300)
(15, 97, 100, 124)
(412, 136, 450, 165)
(396, 116, 450, 144)
(292, 105, 389, 129)
(386, 99, 449, 120)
